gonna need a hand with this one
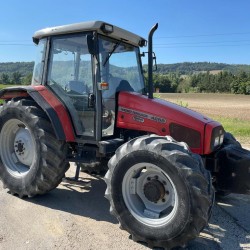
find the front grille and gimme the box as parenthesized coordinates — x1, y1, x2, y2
(169, 123, 201, 148)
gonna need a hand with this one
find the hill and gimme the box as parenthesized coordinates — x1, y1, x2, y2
(154, 62, 250, 75)
(0, 62, 34, 76)
(1, 61, 250, 77)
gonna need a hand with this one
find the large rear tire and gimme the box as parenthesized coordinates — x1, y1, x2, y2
(105, 135, 214, 249)
(0, 99, 69, 197)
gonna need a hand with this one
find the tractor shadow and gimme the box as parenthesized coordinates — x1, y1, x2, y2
(24, 169, 118, 225)
(173, 194, 250, 250)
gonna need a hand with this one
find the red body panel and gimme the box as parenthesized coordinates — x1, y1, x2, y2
(32, 85, 75, 142)
(0, 91, 29, 99)
(117, 92, 221, 154)
(203, 120, 222, 154)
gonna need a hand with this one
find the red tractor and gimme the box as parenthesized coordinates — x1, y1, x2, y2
(0, 21, 249, 249)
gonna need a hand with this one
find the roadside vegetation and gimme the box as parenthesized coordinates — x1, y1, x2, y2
(145, 70, 250, 95)
(213, 116, 250, 141)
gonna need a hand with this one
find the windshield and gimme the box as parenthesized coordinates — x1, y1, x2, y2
(98, 35, 145, 98)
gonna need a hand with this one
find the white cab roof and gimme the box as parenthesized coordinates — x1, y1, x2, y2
(33, 20, 146, 47)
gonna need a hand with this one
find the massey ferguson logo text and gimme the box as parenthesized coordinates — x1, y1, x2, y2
(119, 107, 166, 124)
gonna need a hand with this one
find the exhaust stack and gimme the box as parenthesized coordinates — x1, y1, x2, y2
(148, 23, 158, 99)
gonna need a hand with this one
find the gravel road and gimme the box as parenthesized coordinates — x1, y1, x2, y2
(0, 163, 249, 250)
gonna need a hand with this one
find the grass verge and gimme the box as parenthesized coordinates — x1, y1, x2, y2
(0, 84, 15, 89)
(210, 116, 250, 145)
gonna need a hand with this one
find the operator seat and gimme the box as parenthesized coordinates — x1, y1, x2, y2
(116, 80, 134, 93)
(66, 80, 89, 94)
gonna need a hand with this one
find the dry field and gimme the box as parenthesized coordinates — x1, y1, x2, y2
(160, 93, 250, 147)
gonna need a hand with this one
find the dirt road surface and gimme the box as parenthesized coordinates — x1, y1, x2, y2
(0, 162, 249, 250)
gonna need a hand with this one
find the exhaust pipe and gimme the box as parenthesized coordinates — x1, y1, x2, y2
(148, 23, 158, 99)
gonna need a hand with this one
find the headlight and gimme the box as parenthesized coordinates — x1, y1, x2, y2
(214, 136, 220, 147)
(219, 133, 224, 144)
(211, 126, 224, 150)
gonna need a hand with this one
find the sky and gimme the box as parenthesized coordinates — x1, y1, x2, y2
(1, 0, 250, 64)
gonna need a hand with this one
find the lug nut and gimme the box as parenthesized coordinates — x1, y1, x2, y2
(162, 198, 166, 202)
(147, 177, 151, 181)
(166, 190, 169, 195)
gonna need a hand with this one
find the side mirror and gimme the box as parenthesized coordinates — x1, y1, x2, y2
(152, 52, 158, 72)
(87, 35, 98, 55)
(140, 52, 157, 72)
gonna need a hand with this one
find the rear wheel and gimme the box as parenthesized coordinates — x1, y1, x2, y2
(105, 135, 214, 249)
(0, 99, 69, 197)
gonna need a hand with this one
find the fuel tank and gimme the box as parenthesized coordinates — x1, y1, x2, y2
(117, 92, 221, 154)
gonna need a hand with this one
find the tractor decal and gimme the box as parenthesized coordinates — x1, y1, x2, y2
(119, 106, 166, 124)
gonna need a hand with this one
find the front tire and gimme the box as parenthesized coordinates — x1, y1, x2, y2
(223, 132, 241, 147)
(216, 132, 241, 197)
(105, 135, 214, 249)
(0, 99, 69, 197)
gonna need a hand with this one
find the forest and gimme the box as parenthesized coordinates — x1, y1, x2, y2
(145, 62, 250, 95)
(145, 70, 250, 95)
(0, 62, 33, 85)
(1, 61, 250, 94)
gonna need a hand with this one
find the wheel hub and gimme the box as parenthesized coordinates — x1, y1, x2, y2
(13, 127, 34, 166)
(15, 140, 25, 155)
(144, 179, 166, 203)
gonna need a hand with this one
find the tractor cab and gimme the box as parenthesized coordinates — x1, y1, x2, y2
(32, 21, 146, 141)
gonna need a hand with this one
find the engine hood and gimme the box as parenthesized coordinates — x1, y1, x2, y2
(118, 92, 213, 129)
(117, 92, 221, 153)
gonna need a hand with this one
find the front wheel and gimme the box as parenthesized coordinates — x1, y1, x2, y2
(216, 132, 241, 197)
(105, 135, 214, 249)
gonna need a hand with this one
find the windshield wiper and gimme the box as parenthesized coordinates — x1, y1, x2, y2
(103, 41, 121, 66)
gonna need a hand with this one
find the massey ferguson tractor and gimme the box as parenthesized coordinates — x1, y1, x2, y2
(0, 21, 249, 249)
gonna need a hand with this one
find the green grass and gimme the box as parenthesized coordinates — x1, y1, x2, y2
(211, 116, 250, 137)
(0, 84, 16, 89)
(210, 116, 250, 144)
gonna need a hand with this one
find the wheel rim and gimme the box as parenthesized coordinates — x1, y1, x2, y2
(0, 119, 36, 177)
(122, 163, 178, 227)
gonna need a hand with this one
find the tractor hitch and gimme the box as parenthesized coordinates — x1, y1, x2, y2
(215, 145, 250, 194)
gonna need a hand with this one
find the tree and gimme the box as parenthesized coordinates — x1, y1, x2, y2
(0, 73, 10, 84)
(154, 74, 174, 93)
(21, 73, 32, 85)
(11, 71, 22, 84)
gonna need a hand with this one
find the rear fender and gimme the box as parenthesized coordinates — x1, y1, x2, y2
(0, 86, 75, 142)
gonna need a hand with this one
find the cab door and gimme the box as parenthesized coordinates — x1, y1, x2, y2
(46, 33, 96, 138)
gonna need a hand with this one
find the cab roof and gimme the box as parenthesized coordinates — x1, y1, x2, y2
(33, 20, 146, 47)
